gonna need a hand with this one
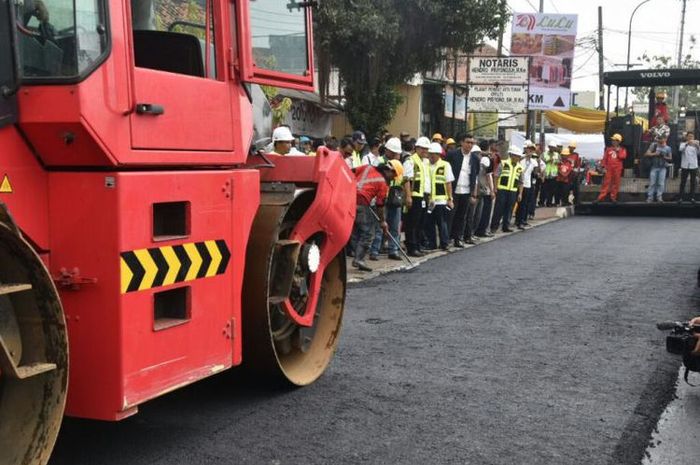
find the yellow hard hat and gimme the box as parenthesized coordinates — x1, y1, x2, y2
(388, 159, 404, 180)
(445, 138, 456, 145)
(568, 140, 577, 148)
(432, 133, 444, 142)
(611, 133, 623, 142)
(561, 148, 571, 156)
(656, 91, 667, 100)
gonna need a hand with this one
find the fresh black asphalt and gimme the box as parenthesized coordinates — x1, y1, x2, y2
(49, 217, 700, 465)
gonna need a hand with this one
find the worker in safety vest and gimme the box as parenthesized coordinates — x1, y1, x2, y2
(351, 131, 367, 168)
(490, 145, 524, 234)
(352, 162, 399, 272)
(595, 133, 628, 203)
(383, 139, 406, 260)
(541, 143, 560, 207)
(425, 142, 455, 251)
(271, 126, 295, 156)
(556, 148, 574, 206)
(403, 136, 431, 257)
(516, 141, 538, 229)
(339, 138, 359, 170)
(567, 141, 582, 204)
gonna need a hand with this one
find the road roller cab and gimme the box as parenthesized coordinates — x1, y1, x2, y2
(0, 1, 355, 463)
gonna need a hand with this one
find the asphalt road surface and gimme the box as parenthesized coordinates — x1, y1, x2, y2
(50, 217, 700, 465)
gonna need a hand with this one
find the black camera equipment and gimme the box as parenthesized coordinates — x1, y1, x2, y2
(657, 321, 700, 385)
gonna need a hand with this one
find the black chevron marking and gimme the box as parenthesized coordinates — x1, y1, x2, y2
(195, 242, 212, 279)
(122, 251, 145, 293)
(216, 240, 231, 275)
(173, 245, 192, 282)
(149, 247, 169, 288)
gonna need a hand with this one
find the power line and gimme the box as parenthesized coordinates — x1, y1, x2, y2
(524, 0, 539, 12)
(547, 0, 559, 13)
(250, 15, 305, 26)
(573, 50, 597, 73)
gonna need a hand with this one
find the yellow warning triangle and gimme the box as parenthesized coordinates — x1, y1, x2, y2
(0, 175, 13, 193)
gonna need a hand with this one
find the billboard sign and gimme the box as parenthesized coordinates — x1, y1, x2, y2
(468, 57, 529, 85)
(511, 13, 578, 110)
(468, 85, 529, 113)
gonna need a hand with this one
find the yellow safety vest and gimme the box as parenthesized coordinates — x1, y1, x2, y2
(308, 151, 316, 157)
(410, 153, 425, 198)
(497, 159, 523, 192)
(351, 151, 362, 168)
(431, 159, 450, 202)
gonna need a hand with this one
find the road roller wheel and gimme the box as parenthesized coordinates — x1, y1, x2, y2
(0, 221, 68, 465)
(243, 203, 346, 386)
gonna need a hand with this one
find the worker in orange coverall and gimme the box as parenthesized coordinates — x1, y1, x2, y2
(595, 134, 628, 204)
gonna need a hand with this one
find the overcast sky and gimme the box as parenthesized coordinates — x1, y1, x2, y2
(503, 0, 699, 99)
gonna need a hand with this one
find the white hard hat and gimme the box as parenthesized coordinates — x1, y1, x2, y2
(428, 142, 443, 154)
(524, 140, 536, 149)
(508, 145, 523, 157)
(415, 136, 431, 149)
(272, 126, 294, 142)
(384, 137, 402, 154)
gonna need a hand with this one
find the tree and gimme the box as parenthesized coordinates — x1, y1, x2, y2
(315, 0, 508, 137)
(631, 35, 700, 119)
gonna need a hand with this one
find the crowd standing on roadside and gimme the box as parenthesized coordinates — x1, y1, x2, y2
(330, 130, 587, 272)
(267, 124, 700, 272)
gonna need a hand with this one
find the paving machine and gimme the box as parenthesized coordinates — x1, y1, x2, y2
(0, 0, 356, 463)
(577, 68, 700, 216)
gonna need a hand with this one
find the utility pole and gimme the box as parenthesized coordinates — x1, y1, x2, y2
(672, 0, 687, 121)
(497, 0, 506, 55)
(597, 6, 605, 110)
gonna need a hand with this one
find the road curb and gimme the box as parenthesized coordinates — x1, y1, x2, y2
(348, 208, 574, 284)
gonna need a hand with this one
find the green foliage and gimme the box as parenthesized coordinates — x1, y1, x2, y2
(168, 0, 207, 39)
(632, 36, 700, 117)
(315, 0, 508, 137)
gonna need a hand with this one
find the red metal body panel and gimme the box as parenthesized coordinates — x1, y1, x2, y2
(0, 0, 355, 425)
(248, 149, 356, 326)
(49, 171, 259, 420)
(0, 126, 50, 250)
(129, 69, 235, 151)
(17, 0, 252, 168)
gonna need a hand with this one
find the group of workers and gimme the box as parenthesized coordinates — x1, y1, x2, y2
(267, 125, 590, 272)
(595, 109, 699, 204)
(267, 114, 699, 271)
(340, 132, 559, 272)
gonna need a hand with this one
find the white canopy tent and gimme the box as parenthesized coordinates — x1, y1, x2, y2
(510, 132, 606, 160)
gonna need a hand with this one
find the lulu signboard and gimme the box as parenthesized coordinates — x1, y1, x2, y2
(511, 13, 578, 110)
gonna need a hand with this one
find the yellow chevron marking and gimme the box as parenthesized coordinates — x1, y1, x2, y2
(160, 246, 181, 286)
(183, 243, 203, 282)
(134, 249, 158, 291)
(120, 257, 133, 294)
(204, 240, 222, 278)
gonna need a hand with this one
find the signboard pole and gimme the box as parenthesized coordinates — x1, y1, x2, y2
(451, 53, 458, 136)
(464, 56, 470, 129)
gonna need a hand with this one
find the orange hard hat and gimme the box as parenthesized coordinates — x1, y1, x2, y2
(388, 159, 404, 180)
